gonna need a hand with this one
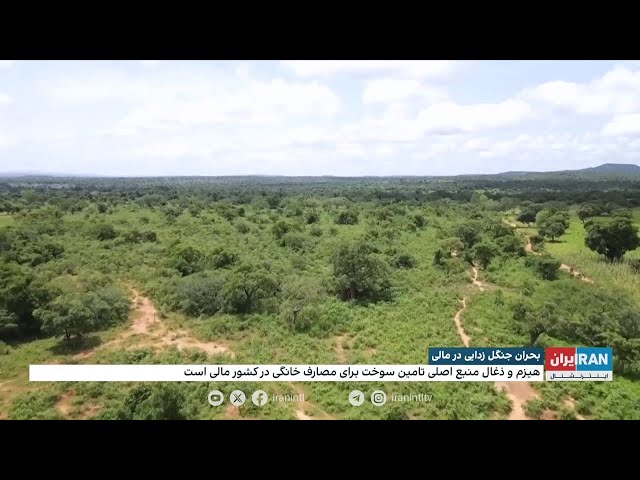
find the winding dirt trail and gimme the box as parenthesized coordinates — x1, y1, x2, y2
(453, 266, 539, 420)
(457, 257, 586, 420)
(333, 335, 348, 363)
(74, 289, 231, 360)
(453, 298, 471, 348)
(524, 237, 593, 283)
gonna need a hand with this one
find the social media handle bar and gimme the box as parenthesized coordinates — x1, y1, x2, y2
(29, 364, 544, 382)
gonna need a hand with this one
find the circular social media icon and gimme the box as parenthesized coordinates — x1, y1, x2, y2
(230, 390, 246, 406)
(349, 390, 365, 407)
(208, 390, 224, 406)
(252, 390, 268, 407)
(370, 390, 387, 407)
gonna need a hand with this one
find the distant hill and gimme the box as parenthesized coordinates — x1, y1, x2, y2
(577, 163, 640, 174)
(494, 163, 640, 178)
(1, 163, 639, 180)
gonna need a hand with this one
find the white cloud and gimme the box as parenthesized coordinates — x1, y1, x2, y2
(0, 133, 11, 147)
(281, 60, 459, 78)
(4, 60, 640, 176)
(523, 65, 640, 115)
(362, 78, 447, 104)
(0, 60, 15, 69)
(602, 114, 640, 137)
(88, 77, 341, 134)
(140, 60, 159, 67)
(417, 99, 532, 134)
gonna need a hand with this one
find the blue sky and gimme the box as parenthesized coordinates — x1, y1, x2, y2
(0, 60, 639, 176)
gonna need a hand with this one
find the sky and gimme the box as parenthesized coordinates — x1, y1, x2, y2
(1, 60, 640, 176)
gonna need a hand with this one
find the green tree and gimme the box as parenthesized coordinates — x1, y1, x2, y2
(336, 210, 359, 225)
(584, 217, 640, 262)
(171, 273, 225, 316)
(169, 246, 204, 276)
(211, 248, 238, 269)
(0, 263, 42, 337)
(92, 223, 117, 241)
(533, 256, 561, 280)
(34, 293, 95, 342)
(223, 263, 278, 314)
(306, 211, 320, 224)
(471, 241, 498, 269)
(516, 209, 537, 225)
(332, 241, 391, 302)
(118, 384, 185, 420)
(279, 276, 324, 332)
(433, 249, 446, 268)
(496, 235, 525, 256)
(394, 253, 417, 269)
(513, 301, 557, 345)
(577, 203, 603, 223)
(539, 220, 566, 242)
(456, 223, 480, 249)
(413, 214, 427, 229)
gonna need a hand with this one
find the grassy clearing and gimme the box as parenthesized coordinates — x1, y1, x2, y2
(541, 210, 640, 307)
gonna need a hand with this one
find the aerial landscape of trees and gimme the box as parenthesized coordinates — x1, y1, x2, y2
(1, 172, 639, 420)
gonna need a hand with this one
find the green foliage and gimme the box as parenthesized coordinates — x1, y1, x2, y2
(223, 262, 279, 314)
(471, 241, 498, 269)
(394, 253, 417, 269)
(384, 403, 410, 420)
(530, 256, 561, 281)
(517, 208, 536, 224)
(456, 223, 480, 249)
(524, 398, 545, 419)
(92, 223, 118, 241)
(167, 273, 225, 316)
(122, 229, 157, 244)
(9, 391, 61, 420)
(413, 214, 427, 229)
(332, 240, 391, 303)
(211, 248, 238, 269)
(584, 216, 640, 262)
(169, 245, 204, 276)
(117, 384, 186, 420)
(578, 203, 605, 223)
(34, 287, 129, 342)
(306, 211, 320, 224)
(536, 210, 567, 241)
(279, 275, 325, 333)
(336, 210, 359, 225)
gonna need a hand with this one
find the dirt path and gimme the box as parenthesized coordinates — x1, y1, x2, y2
(564, 398, 586, 420)
(290, 383, 335, 420)
(457, 266, 538, 420)
(470, 266, 485, 291)
(55, 392, 73, 417)
(559, 264, 594, 283)
(524, 237, 594, 283)
(494, 381, 539, 420)
(453, 298, 471, 348)
(458, 264, 585, 420)
(74, 288, 231, 360)
(54, 390, 102, 420)
(333, 335, 348, 363)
